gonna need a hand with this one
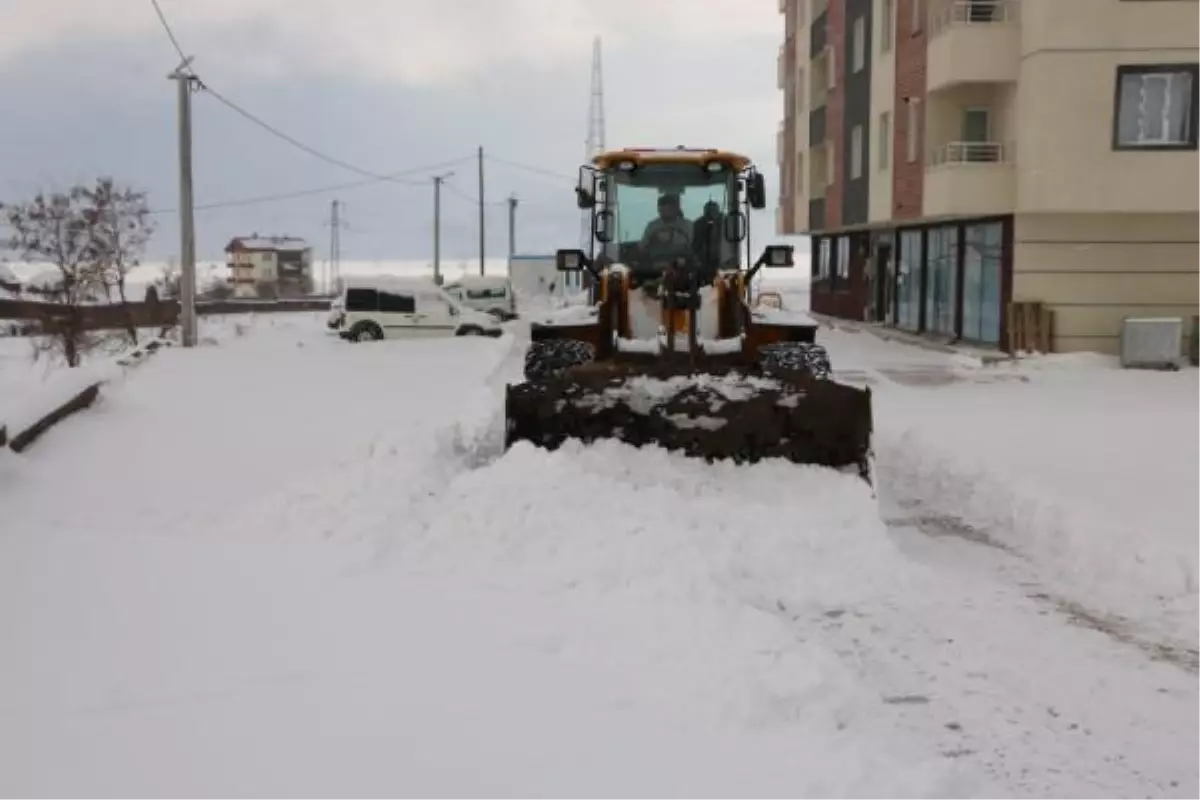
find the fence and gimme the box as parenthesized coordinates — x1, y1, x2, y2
(0, 296, 333, 334)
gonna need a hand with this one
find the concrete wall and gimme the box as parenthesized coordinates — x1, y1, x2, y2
(1013, 212, 1199, 353)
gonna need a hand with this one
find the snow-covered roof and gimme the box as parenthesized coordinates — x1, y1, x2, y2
(226, 236, 310, 253)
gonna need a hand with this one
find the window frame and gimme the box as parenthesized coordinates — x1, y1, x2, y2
(906, 98, 922, 163)
(851, 124, 864, 179)
(1112, 63, 1199, 151)
(852, 16, 866, 73)
(879, 110, 891, 171)
(880, 0, 894, 52)
(911, 0, 922, 34)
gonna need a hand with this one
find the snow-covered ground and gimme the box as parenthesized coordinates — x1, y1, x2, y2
(1, 291, 1196, 797)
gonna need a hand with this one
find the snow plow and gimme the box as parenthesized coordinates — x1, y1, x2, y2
(504, 147, 873, 481)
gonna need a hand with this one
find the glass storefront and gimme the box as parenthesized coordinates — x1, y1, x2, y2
(896, 230, 922, 331)
(924, 226, 958, 336)
(962, 222, 1003, 344)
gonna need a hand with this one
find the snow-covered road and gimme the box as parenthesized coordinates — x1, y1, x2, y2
(1, 308, 1196, 797)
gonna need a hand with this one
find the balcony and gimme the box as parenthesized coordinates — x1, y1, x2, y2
(926, 0, 1019, 93)
(809, 105, 827, 147)
(924, 141, 1016, 218)
(808, 198, 826, 232)
(810, 9, 827, 56)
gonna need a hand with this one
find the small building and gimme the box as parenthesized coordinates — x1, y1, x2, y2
(225, 235, 313, 298)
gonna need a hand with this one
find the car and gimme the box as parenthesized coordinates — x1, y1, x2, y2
(329, 276, 504, 342)
(441, 276, 518, 321)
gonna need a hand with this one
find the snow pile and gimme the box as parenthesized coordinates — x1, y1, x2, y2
(570, 373, 785, 417)
(877, 366, 1200, 645)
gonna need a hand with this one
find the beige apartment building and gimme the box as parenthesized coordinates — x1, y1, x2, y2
(777, 0, 1199, 353)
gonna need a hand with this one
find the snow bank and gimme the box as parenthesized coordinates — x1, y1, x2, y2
(876, 365, 1199, 645)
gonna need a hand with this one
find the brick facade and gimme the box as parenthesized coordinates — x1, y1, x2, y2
(891, 0, 927, 220)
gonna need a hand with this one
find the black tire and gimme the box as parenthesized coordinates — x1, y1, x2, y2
(350, 322, 383, 342)
(524, 338, 594, 380)
(758, 341, 832, 379)
(456, 325, 485, 336)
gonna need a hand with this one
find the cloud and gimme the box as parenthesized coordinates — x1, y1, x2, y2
(0, 0, 781, 84)
(0, 0, 799, 262)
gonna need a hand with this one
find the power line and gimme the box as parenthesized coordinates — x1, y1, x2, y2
(150, 0, 188, 64)
(149, 0, 427, 187)
(485, 154, 577, 184)
(147, 155, 475, 215)
(198, 84, 422, 184)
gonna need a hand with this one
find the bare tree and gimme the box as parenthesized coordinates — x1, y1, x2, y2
(157, 260, 182, 300)
(254, 279, 279, 300)
(86, 178, 156, 344)
(200, 276, 235, 301)
(0, 188, 107, 366)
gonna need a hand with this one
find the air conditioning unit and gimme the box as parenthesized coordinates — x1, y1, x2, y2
(1120, 317, 1183, 370)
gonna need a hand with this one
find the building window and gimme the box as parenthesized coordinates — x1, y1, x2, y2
(836, 236, 850, 280)
(911, 0, 923, 34)
(896, 230, 923, 331)
(827, 49, 837, 89)
(795, 153, 805, 199)
(962, 222, 1003, 345)
(851, 124, 864, 179)
(827, 141, 836, 185)
(881, 0, 894, 52)
(924, 225, 958, 336)
(817, 237, 832, 280)
(853, 16, 866, 73)
(795, 67, 806, 113)
(906, 98, 921, 162)
(1114, 64, 1198, 150)
(879, 111, 891, 170)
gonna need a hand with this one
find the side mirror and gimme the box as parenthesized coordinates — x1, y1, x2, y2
(723, 210, 747, 243)
(556, 248, 589, 272)
(761, 244, 794, 268)
(575, 187, 595, 209)
(593, 209, 615, 243)
(747, 173, 766, 210)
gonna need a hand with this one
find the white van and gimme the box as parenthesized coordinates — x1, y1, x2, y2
(441, 276, 517, 321)
(329, 276, 503, 342)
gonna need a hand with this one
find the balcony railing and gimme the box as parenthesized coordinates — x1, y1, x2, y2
(930, 0, 1018, 37)
(928, 141, 1008, 166)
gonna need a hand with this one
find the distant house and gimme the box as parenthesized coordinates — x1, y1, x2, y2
(224, 235, 313, 298)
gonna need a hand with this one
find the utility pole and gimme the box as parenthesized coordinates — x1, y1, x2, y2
(477, 145, 486, 276)
(507, 194, 518, 260)
(432, 172, 454, 285)
(328, 199, 342, 294)
(168, 57, 199, 347)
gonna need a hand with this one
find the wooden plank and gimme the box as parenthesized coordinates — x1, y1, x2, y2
(8, 384, 101, 454)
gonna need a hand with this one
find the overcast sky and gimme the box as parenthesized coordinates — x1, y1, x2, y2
(0, 0, 794, 264)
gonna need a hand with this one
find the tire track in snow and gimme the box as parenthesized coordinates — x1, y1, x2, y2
(879, 485, 1199, 675)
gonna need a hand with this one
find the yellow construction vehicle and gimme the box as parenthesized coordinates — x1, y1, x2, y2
(504, 146, 873, 480)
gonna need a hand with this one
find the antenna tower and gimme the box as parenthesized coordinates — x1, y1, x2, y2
(582, 36, 606, 248)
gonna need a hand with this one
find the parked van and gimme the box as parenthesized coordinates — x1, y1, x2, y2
(329, 276, 503, 342)
(441, 276, 517, 321)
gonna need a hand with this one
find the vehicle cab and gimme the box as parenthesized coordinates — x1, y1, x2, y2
(441, 275, 517, 321)
(330, 276, 503, 342)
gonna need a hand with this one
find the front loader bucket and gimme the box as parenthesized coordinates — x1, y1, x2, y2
(504, 363, 874, 482)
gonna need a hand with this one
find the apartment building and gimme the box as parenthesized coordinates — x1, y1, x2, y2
(777, 0, 1199, 353)
(225, 235, 314, 298)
